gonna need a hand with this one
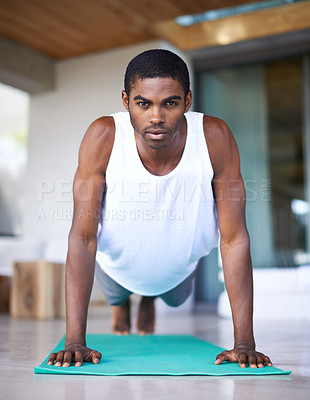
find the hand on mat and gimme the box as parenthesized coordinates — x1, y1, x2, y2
(47, 343, 102, 367)
(214, 344, 272, 368)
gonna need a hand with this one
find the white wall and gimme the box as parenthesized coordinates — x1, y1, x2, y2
(24, 40, 193, 257)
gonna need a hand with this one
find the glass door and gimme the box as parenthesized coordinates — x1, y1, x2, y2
(266, 58, 307, 266)
(195, 55, 309, 302)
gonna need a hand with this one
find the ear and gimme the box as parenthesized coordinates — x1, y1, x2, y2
(185, 90, 192, 113)
(122, 90, 129, 111)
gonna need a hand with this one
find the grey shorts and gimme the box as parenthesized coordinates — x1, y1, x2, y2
(95, 262, 196, 307)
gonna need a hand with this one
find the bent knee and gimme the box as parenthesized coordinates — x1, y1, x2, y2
(160, 297, 187, 307)
(108, 297, 130, 306)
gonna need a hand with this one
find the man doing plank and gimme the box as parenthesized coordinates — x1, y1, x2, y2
(48, 49, 272, 369)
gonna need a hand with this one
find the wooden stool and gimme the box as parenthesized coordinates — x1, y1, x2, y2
(10, 261, 65, 319)
(0, 275, 10, 312)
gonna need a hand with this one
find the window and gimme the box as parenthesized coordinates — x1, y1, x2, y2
(0, 83, 29, 236)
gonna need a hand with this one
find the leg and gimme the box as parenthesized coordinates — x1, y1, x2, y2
(136, 268, 197, 334)
(112, 299, 131, 335)
(137, 296, 156, 335)
(95, 262, 133, 334)
(160, 269, 196, 307)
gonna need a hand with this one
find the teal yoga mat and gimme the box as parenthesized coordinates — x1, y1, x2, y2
(34, 334, 291, 376)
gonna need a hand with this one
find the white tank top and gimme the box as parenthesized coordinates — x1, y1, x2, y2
(96, 111, 219, 296)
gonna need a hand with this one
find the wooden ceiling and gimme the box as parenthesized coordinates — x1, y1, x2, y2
(0, 0, 273, 59)
(0, 0, 310, 60)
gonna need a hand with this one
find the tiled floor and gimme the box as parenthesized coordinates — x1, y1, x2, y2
(0, 303, 309, 400)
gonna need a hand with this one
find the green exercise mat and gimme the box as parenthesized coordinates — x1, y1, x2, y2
(34, 334, 291, 376)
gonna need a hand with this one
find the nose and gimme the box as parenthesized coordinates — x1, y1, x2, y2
(149, 106, 164, 125)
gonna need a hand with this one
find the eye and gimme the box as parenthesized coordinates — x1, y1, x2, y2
(165, 101, 178, 106)
(137, 101, 149, 107)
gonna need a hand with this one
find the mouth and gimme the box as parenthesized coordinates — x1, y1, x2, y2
(146, 130, 166, 134)
(145, 130, 167, 139)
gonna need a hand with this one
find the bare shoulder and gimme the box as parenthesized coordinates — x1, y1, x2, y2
(78, 116, 115, 176)
(203, 115, 239, 177)
(203, 115, 234, 153)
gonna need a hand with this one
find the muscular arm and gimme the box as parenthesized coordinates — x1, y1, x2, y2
(48, 117, 115, 367)
(205, 116, 272, 368)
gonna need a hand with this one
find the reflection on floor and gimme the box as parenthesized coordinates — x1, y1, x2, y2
(0, 303, 309, 400)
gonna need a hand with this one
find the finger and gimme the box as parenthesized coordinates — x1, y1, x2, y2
(55, 351, 65, 367)
(263, 355, 273, 367)
(256, 353, 265, 368)
(248, 352, 258, 368)
(47, 353, 57, 365)
(74, 351, 83, 367)
(91, 351, 102, 364)
(62, 351, 73, 368)
(238, 353, 248, 368)
(214, 351, 230, 365)
(214, 354, 225, 365)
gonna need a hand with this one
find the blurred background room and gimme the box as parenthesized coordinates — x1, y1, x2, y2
(1, 2, 310, 399)
(0, 0, 310, 327)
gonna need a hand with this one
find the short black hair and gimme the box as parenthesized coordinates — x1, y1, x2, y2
(124, 49, 190, 96)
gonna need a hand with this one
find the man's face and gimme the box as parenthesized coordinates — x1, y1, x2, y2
(122, 77, 192, 150)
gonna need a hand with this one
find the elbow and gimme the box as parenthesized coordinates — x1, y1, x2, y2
(68, 228, 98, 254)
(220, 230, 250, 252)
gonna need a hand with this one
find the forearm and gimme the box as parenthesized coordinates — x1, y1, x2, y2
(221, 238, 255, 348)
(65, 232, 97, 346)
